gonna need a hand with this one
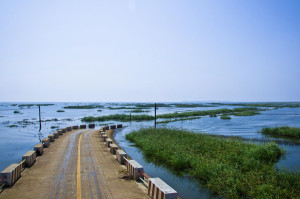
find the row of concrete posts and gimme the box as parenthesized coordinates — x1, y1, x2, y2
(99, 125, 178, 199)
(0, 124, 95, 188)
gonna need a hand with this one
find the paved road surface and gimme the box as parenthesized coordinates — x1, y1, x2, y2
(1, 129, 148, 199)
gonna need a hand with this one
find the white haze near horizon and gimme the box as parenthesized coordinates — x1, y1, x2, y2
(0, 0, 299, 102)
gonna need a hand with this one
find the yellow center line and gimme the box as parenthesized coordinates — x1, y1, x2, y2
(77, 132, 84, 199)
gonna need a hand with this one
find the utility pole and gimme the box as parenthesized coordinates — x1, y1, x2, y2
(130, 113, 132, 123)
(154, 103, 157, 129)
(39, 105, 42, 132)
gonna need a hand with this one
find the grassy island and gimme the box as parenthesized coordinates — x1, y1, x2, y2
(261, 126, 300, 139)
(126, 128, 300, 198)
(64, 105, 103, 109)
(82, 107, 262, 122)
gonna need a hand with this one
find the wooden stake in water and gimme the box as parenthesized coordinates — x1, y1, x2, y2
(39, 105, 41, 132)
(154, 103, 157, 129)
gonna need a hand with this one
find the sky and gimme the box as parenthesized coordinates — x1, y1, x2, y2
(0, 0, 299, 102)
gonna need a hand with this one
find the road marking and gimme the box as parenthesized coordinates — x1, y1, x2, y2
(77, 132, 83, 199)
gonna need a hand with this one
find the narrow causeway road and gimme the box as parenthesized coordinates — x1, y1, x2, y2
(1, 129, 148, 199)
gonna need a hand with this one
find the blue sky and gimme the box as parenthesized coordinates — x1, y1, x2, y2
(0, 0, 299, 102)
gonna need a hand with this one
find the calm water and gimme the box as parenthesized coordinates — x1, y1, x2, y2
(0, 102, 299, 199)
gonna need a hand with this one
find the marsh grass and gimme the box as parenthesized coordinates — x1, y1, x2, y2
(18, 104, 54, 107)
(107, 106, 149, 110)
(170, 104, 216, 108)
(127, 109, 150, 113)
(158, 107, 260, 119)
(233, 111, 260, 116)
(82, 107, 262, 122)
(157, 117, 201, 124)
(261, 126, 300, 139)
(64, 105, 103, 109)
(126, 128, 300, 198)
(8, 125, 18, 128)
(211, 102, 300, 108)
(82, 114, 154, 122)
(220, 115, 231, 119)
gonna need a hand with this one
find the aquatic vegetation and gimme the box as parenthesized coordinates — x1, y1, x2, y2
(261, 126, 300, 139)
(135, 103, 171, 108)
(7, 125, 18, 128)
(13, 111, 20, 114)
(82, 107, 263, 122)
(233, 110, 260, 116)
(18, 104, 54, 107)
(127, 109, 151, 113)
(56, 110, 65, 112)
(170, 103, 216, 108)
(157, 117, 201, 124)
(126, 128, 300, 198)
(107, 106, 148, 110)
(220, 115, 231, 119)
(158, 107, 261, 119)
(211, 102, 300, 108)
(82, 114, 154, 122)
(97, 109, 102, 112)
(64, 105, 103, 109)
(62, 118, 73, 121)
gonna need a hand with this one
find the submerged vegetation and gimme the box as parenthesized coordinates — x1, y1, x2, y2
(126, 128, 300, 198)
(82, 107, 262, 122)
(64, 105, 103, 109)
(261, 126, 300, 139)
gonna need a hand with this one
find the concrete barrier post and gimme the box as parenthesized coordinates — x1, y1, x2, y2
(116, 150, 127, 164)
(102, 135, 108, 142)
(73, 125, 79, 130)
(48, 134, 55, 142)
(104, 126, 109, 131)
(0, 163, 22, 186)
(110, 125, 116, 129)
(105, 138, 113, 147)
(88, 123, 95, 129)
(53, 132, 59, 139)
(109, 144, 118, 154)
(148, 178, 178, 199)
(42, 138, 50, 148)
(100, 132, 106, 138)
(22, 151, 36, 167)
(58, 130, 63, 135)
(80, 124, 86, 129)
(34, 144, 44, 156)
(117, 124, 123, 128)
(127, 160, 144, 181)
